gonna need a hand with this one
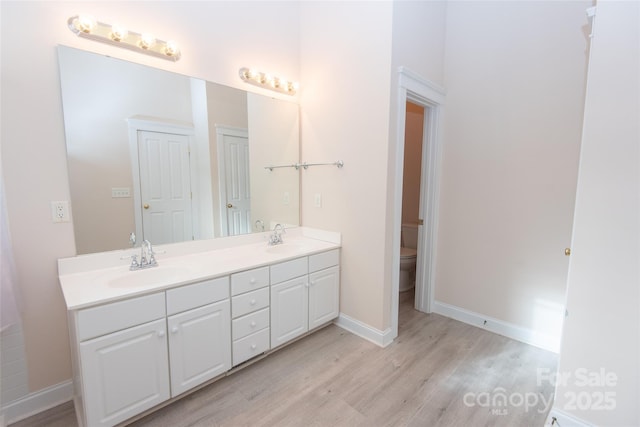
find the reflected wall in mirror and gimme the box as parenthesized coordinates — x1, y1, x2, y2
(58, 46, 300, 255)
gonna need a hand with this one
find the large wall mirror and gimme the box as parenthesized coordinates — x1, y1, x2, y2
(58, 46, 300, 255)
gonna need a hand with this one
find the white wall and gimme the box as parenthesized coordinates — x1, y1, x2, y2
(299, 1, 394, 331)
(434, 1, 590, 348)
(401, 102, 424, 226)
(551, 1, 639, 425)
(0, 0, 299, 396)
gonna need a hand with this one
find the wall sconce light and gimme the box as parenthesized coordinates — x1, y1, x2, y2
(239, 67, 298, 96)
(67, 15, 181, 61)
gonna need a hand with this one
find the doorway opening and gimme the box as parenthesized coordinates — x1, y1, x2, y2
(390, 67, 445, 342)
(399, 101, 425, 327)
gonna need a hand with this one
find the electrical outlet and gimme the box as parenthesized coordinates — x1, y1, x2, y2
(51, 201, 70, 223)
(314, 193, 322, 208)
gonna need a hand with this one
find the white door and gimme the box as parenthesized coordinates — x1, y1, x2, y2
(167, 300, 231, 397)
(79, 319, 170, 427)
(270, 276, 308, 348)
(138, 130, 193, 244)
(308, 266, 340, 330)
(221, 132, 250, 236)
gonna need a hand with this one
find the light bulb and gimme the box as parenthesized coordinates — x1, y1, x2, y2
(110, 24, 128, 42)
(76, 15, 97, 33)
(139, 33, 156, 50)
(164, 40, 180, 57)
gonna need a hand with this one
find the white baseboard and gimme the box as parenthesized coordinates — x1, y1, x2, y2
(334, 313, 394, 347)
(1, 380, 73, 424)
(432, 300, 560, 353)
(545, 408, 594, 427)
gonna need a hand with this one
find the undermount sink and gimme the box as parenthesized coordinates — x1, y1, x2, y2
(107, 265, 194, 288)
(265, 242, 310, 255)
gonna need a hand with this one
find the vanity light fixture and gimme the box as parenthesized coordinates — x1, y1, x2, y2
(67, 15, 181, 61)
(239, 67, 298, 96)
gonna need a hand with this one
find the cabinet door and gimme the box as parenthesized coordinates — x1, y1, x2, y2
(168, 300, 231, 397)
(270, 276, 308, 348)
(79, 319, 170, 427)
(309, 266, 340, 330)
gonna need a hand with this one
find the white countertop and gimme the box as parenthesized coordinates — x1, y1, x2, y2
(59, 227, 340, 310)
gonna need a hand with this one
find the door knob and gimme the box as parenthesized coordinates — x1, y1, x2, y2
(565, 248, 571, 256)
(143, 204, 150, 209)
(227, 203, 233, 208)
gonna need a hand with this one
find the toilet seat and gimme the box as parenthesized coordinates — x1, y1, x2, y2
(400, 247, 417, 259)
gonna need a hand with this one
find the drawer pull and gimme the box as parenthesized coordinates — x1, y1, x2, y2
(158, 330, 165, 337)
(250, 299, 257, 306)
(171, 326, 179, 334)
(250, 278, 256, 284)
(250, 321, 257, 328)
(251, 344, 257, 350)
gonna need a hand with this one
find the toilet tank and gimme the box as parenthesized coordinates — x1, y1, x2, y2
(401, 223, 419, 249)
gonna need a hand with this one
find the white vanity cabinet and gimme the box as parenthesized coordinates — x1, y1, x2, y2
(70, 278, 231, 427)
(62, 235, 341, 427)
(73, 293, 170, 427)
(166, 277, 230, 397)
(270, 250, 340, 349)
(231, 266, 270, 366)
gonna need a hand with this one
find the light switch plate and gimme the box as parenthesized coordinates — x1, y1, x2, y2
(112, 187, 131, 198)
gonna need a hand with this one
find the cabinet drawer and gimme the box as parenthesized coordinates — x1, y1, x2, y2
(232, 308, 269, 341)
(270, 257, 307, 284)
(231, 288, 269, 318)
(77, 293, 165, 341)
(232, 328, 270, 366)
(309, 249, 340, 273)
(231, 267, 269, 296)
(166, 276, 229, 316)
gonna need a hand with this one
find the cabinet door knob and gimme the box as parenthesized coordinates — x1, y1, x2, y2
(158, 330, 165, 337)
(171, 326, 179, 334)
(251, 344, 257, 350)
(250, 299, 256, 306)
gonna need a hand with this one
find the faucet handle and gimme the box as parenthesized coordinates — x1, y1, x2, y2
(120, 253, 139, 270)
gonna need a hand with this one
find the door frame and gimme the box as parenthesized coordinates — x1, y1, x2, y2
(390, 67, 446, 340)
(215, 125, 249, 237)
(127, 117, 196, 242)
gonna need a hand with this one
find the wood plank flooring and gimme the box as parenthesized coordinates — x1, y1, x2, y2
(11, 290, 557, 426)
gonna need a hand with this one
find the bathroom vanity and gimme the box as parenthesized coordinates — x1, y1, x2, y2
(58, 228, 340, 427)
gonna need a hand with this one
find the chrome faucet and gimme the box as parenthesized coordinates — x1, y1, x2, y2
(268, 224, 285, 246)
(255, 219, 265, 232)
(141, 239, 158, 268)
(121, 233, 159, 270)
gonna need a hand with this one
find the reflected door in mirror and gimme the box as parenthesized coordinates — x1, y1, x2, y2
(138, 131, 193, 244)
(219, 128, 250, 236)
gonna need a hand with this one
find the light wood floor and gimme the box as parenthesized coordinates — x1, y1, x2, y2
(11, 289, 557, 427)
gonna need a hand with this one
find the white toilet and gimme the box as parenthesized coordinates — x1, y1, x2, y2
(399, 223, 418, 292)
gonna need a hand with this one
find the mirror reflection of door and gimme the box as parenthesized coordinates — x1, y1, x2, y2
(137, 130, 194, 244)
(217, 127, 250, 236)
(223, 132, 250, 236)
